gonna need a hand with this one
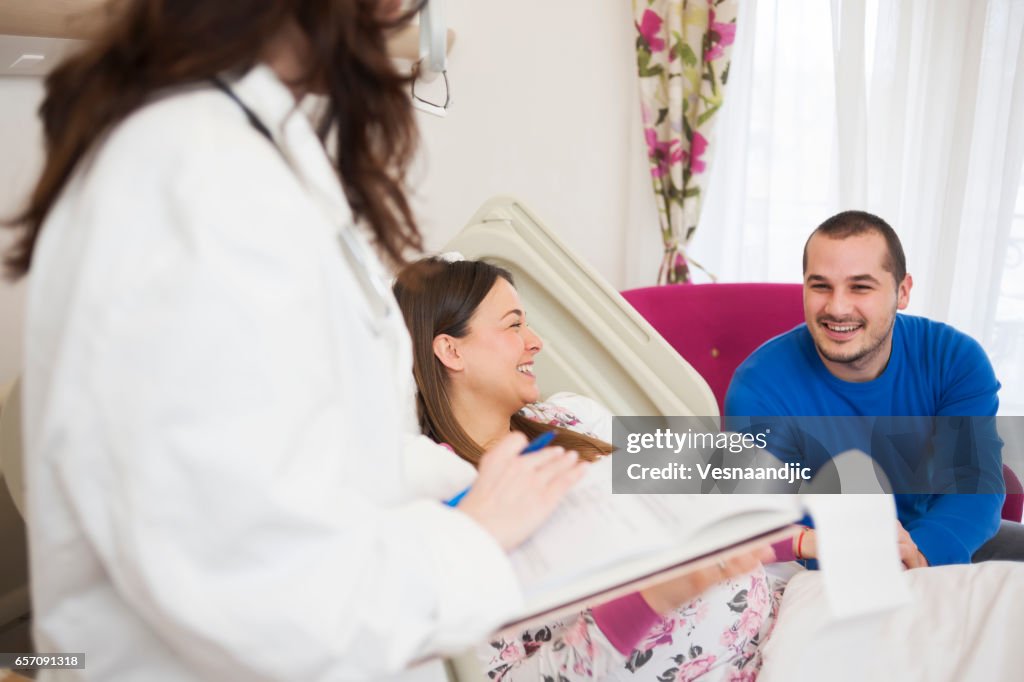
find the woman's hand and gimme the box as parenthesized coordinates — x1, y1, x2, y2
(639, 545, 776, 615)
(459, 432, 588, 551)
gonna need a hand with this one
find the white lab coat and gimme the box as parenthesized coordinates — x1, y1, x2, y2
(22, 65, 522, 681)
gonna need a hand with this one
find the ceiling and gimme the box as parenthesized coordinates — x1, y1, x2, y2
(0, 34, 81, 77)
(0, 1, 100, 77)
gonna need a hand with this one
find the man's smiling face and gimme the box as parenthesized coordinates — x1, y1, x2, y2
(803, 230, 912, 382)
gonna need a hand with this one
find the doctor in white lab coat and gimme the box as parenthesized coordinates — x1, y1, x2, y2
(8, 2, 586, 680)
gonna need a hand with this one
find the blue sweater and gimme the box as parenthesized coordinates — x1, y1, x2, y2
(725, 314, 1004, 565)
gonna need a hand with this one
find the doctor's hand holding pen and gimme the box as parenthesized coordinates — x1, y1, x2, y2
(458, 431, 588, 550)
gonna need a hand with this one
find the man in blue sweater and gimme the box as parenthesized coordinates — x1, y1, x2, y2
(725, 210, 1022, 566)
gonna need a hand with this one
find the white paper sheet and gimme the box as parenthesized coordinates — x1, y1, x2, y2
(803, 451, 911, 618)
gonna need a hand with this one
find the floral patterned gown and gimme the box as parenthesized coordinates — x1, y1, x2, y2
(481, 398, 787, 682)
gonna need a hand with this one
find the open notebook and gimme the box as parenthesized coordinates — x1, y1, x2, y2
(502, 456, 800, 632)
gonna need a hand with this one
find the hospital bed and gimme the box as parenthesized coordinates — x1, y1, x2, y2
(439, 196, 713, 681)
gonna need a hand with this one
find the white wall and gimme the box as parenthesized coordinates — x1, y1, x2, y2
(409, 0, 660, 289)
(0, 78, 43, 389)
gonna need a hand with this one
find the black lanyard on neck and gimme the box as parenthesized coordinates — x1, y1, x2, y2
(210, 77, 275, 144)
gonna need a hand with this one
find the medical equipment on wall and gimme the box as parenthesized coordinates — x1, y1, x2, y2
(412, 0, 451, 117)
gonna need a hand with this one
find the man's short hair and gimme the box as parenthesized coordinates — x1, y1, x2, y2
(802, 210, 907, 284)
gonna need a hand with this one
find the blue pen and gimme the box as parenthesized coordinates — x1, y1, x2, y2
(444, 430, 557, 507)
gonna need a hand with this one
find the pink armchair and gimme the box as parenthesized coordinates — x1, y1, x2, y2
(620, 283, 1023, 522)
(621, 283, 805, 416)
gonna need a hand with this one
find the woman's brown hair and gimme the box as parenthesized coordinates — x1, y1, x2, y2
(393, 257, 613, 465)
(4, 0, 425, 278)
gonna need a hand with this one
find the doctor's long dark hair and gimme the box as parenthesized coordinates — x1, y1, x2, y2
(393, 257, 612, 466)
(4, 0, 425, 278)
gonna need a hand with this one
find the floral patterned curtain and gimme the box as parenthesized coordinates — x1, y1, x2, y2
(634, 0, 738, 284)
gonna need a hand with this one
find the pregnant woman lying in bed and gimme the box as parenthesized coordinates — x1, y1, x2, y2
(393, 256, 799, 681)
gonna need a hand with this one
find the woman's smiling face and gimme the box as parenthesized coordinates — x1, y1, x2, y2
(454, 277, 543, 415)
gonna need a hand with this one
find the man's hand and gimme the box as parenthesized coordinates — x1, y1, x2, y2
(789, 523, 929, 569)
(896, 522, 929, 569)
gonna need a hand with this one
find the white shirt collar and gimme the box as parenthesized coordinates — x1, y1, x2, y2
(224, 63, 302, 143)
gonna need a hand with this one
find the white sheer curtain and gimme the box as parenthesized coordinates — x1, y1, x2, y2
(693, 0, 1024, 415)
